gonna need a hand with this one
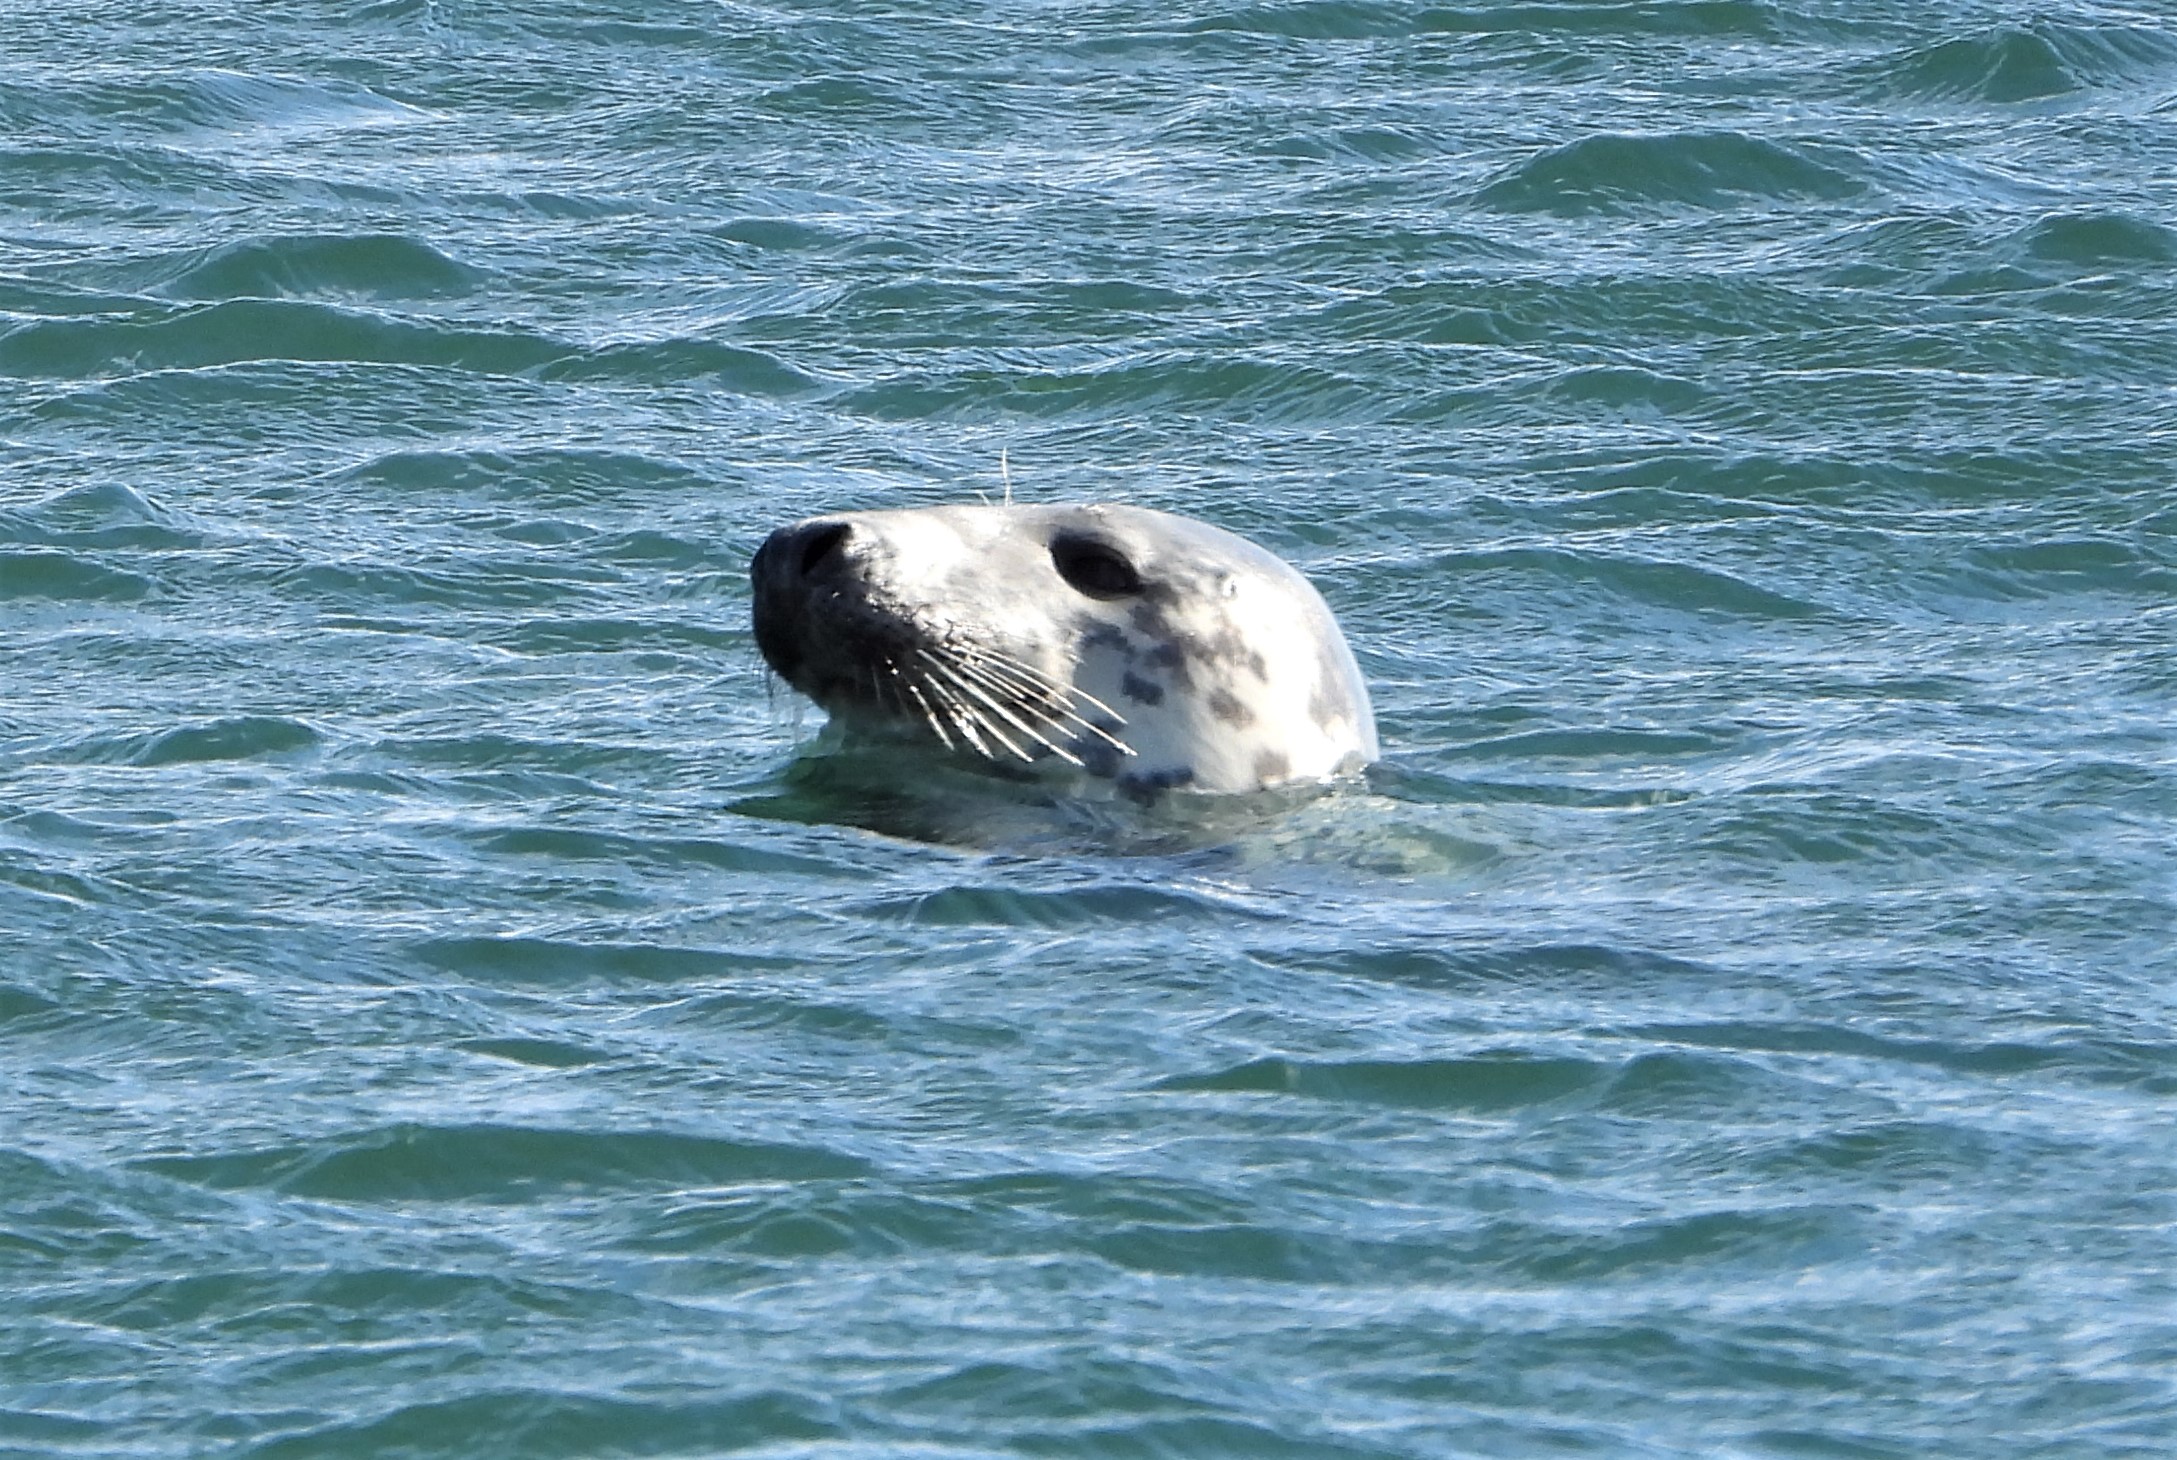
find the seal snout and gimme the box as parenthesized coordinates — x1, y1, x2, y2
(751, 516, 862, 686)
(754, 517, 854, 587)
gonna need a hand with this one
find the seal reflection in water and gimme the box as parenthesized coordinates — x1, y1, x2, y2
(750, 504, 1377, 796)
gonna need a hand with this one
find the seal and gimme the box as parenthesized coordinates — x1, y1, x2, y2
(749, 503, 1377, 796)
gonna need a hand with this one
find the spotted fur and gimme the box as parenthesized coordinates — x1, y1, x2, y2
(750, 503, 1376, 796)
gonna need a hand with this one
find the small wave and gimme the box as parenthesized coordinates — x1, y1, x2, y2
(0, 300, 558, 381)
(631, 1183, 994, 1261)
(841, 354, 1379, 425)
(1475, 131, 1868, 214)
(0, 1408, 99, 1447)
(330, 447, 715, 507)
(802, 276, 1198, 347)
(712, 215, 855, 253)
(1878, 23, 2177, 105)
(1416, 1, 1781, 40)
(1262, 940, 1719, 994)
(1623, 1020, 2068, 1080)
(1515, 1203, 1868, 1282)
(456, 1036, 609, 1069)
(0, 70, 427, 158)
(368, 733, 644, 779)
(1749, 1119, 2026, 1184)
(0, 983, 60, 1025)
(1259, 124, 1439, 164)
(1382, 764, 1695, 810)
(0, 550, 154, 602)
(877, 1355, 1219, 1430)
(874, 880, 1276, 929)
(1537, 363, 1707, 413)
(1693, 791, 1975, 869)
(2013, 211, 2177, 269)
(488, 615, 742, 656)
(135, 1122, 870, 1201)
(1418, 544, 1829, 621)
(537, 338, 819, 394)
(238, 1388, 839, 1460)
(0, 141, 240, 202)
(22, 481, 176, 528)
(60, 716, 319, 768)
(0, 484, 197, 552)
(664, 991, 927, 1048)
(126, 69, 431, 136)
(411, 935, 801, 985)
(1469, 481, 1783, 530)
(470, 826, 847, 879)
(279, 560, 597, 612)
(1087, 1218, 1395, 1283)
(1158, 1052, 1606, 1110)
(472, 186, 663, 220)
(1438, 725, 1738, 763)
(1956, 536, 2177, 602)
(1180, 1, 1411, 40)
(160, 234, 482, 302)
(753, 74, 918, 122)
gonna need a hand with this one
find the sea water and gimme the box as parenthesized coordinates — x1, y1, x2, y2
(3, 2, 2173, 1455)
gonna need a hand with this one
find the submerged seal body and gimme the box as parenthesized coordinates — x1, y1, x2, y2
(749, 503, 1376, 795)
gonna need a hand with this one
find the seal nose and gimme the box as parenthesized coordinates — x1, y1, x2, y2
(794, 521, 851, 580)
(752, 518, 853, 588)
(750, 518, 858, 686)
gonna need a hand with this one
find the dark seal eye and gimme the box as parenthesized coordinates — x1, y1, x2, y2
(1050, 533, 1144, 600)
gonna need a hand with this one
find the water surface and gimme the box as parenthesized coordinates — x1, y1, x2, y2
(4, 1, 2174, 1456)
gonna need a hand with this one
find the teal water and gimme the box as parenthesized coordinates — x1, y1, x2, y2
(5, 1, 2174, 1455)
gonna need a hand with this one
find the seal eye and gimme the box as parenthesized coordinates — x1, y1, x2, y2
(1050, 534, 1143, 600)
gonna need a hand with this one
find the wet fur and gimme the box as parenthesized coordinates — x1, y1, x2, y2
(750, 503, 1376, 796)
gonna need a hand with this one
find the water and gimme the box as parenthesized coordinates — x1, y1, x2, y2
(4, 1, 2174, 1455)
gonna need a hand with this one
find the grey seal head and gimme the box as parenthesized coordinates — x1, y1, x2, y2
(749, 502, 1377, 796)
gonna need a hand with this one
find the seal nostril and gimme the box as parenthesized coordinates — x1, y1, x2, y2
(799, 522, 850, 579)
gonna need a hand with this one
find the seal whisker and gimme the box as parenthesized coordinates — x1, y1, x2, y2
(929, 644, 1107, 748)
(954, 643, 1132, 730)
(899, 680, 958, 752)
(932, 652, 1115, 766)
(951, 643, 1126, 722)
(879, 658, 943, 747)
(934, 652, 1063, 732)
(949, 644, 1135, 757)
(912, 673, 989, 757)
(913, 665, 1018, 762)
(916, 656, 1039, 764)
(863, 662, 895, 721)
(918, 650, 1084, 767)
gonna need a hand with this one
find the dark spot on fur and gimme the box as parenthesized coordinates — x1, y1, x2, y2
(1253, 750, 1290, 785)
(1308, 680, 1339, 730)
(1130, 603, 1179, 655)
(1074, 729, 1127, 779)
(1118, 765, 1195, 803)
(1138, 579, 1182, 608)
(1206, 687, 1255, 728)
(1080, 623, 1133, 656)
(1120, 672, 1164, 706)
(1140, 639, 1191, 690)
(1127, 601, 1267, 686)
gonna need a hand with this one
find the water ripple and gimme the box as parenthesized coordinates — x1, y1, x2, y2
(5, 0, 2174, 1454)
(136, 1124, 872, 1201)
